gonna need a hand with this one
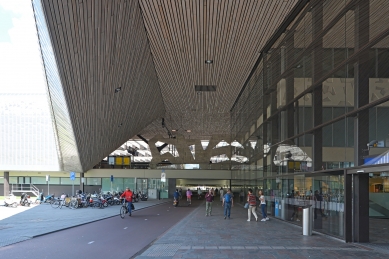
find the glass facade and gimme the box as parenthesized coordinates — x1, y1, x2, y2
(230, 0, 389, 239)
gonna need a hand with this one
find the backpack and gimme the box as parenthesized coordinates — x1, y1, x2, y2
(224, 194, 231, 203)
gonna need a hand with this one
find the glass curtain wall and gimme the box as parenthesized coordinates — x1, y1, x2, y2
(230, 0, 389, 239)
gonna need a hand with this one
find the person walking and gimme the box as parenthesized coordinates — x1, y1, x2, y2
(178, 188, 183, 200)
(173, 189, 180, 206)
(240, 190, 245, 203)
(258, 190, 269, 221)
(205, 189, 214, 216)
(222, 189, 234, 219)
(247, 189, 258, 221)
(120, 187, 133, 216)
(186, 188, 192, 204)
(219, 187, 224, 204)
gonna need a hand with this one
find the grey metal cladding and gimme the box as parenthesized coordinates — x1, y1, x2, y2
(37, 0, 165, 172)
(32, 0, 82, 172)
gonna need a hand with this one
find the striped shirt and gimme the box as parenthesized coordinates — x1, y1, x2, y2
(248, 194, 256, 206)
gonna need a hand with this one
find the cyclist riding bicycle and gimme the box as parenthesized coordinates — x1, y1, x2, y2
(120, 187, 133, 216)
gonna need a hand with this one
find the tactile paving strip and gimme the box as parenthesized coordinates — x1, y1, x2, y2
(140, 244, 181, 257)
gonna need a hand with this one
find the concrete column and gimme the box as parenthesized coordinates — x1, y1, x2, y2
(285, 32, 295, 140)
(344, 172, 353, 242)
(80, 173, 84, 193)
(312, 0, 323, 171)
(354, 173, 369, 242)
(270, 91, 279, 176)
(4, 172, 9, 196)
(353, 0, 370, 167)
(262, 55, 269, 178)
(352, 0, 370, 243)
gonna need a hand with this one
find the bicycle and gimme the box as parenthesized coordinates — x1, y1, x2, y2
(120, 200, 134, 219)
(50, 198, 62, 209)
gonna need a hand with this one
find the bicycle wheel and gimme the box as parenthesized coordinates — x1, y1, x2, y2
(120, 206, 127, 219)
(51, 200, 60, 209)
(70, 200, 78, 209)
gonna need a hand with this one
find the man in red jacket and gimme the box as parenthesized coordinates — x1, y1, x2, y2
(120, 187, 133, 216)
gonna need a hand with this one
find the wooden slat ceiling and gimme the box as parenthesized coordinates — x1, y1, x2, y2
(38, 0, 165, 172)
(138, 0, 298, 140)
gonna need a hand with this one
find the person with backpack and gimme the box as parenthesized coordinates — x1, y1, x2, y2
(247, 189, 258, 221)
(222, 189, 234, 219)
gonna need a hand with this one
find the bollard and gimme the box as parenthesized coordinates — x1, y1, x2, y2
(302, 206, 313, 236)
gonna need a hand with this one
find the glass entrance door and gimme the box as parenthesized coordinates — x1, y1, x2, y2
(369, 172, 389, 243)
(369, 172, 389, 218)
(136, 178, 148, 195)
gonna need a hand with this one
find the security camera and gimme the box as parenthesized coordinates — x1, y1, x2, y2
(367, 140, 378, 147)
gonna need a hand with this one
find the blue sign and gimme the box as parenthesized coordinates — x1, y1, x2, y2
(110, 175, 114, 182)
(70, 172, 75, 181)
(275, 199, 279, 217)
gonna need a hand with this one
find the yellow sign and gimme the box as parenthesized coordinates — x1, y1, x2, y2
(115, 156, 123, 165)
(123, 157, 130, 165)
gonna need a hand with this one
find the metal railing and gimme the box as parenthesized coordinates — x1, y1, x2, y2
(11, 184, 40, 197)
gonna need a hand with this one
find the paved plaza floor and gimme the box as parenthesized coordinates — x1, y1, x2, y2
(1, 199, 389, 258)
(135, 201, 389, 259)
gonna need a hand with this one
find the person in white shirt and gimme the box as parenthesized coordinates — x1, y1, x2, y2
(219, 187, 224, 203)
(258, 190, 269, 221)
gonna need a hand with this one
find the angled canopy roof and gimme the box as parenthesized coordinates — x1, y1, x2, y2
(33, 0, 300, 172)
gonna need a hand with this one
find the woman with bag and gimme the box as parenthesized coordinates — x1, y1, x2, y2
(246, 189, 258, 222)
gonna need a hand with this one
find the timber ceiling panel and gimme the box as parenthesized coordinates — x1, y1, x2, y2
(138, 0, 298, 140)
(39, 0, 165, 172)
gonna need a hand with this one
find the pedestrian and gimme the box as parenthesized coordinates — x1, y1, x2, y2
(179, 188, 183, 199)
(197, 187, 202, 199)
(219, 187, 224, 203)
(173, 189, 180, 207)
(186, 188, 192, 204)
(258, 190, 269, 221)
(205, 189, 214, 216)
(239, 189, 245, 203)
(120, 187, 133, 216)
(222, 189, 234, 219)
(247, 189, 258, 221)
(215, 188, 218, 196)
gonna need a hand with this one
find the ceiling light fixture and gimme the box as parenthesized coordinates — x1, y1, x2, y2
(185, 129, 191, 133)
(115, 87, 122, 93)
(205, 60, 213, 64)
(172, 129, 178, 132)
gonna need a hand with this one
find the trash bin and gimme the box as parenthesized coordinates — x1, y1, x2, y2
(302, 205, 313, 236)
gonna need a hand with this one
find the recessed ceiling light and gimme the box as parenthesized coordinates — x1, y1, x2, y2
(172, 129, 178, 132)
(205, 60, 213, 64)
(185, 129, 191, 133)
(115, 87, 122, 93)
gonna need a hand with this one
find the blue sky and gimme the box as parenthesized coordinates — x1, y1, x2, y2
(0, 4, 20, 42)
(0, 0, 46, 94)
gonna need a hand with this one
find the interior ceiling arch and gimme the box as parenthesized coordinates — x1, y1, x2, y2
(137, 0, 298, 140)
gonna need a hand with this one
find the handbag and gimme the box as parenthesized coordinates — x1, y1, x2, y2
(131, 203, 135, 210)
(244, 203, 249, 209)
